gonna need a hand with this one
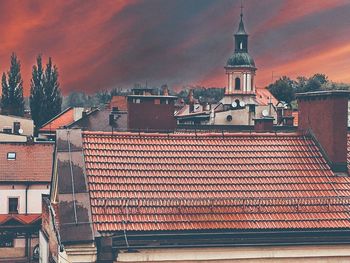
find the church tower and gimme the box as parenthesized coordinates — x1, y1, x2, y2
(225, 8, 256, 95)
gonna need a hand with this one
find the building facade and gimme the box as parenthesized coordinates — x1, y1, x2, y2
(0, 142, 54, 261)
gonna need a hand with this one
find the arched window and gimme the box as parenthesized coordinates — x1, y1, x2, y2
(235, 77, 241, 90)
(240, 42, 243, 50)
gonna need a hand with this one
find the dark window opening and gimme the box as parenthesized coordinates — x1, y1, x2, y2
(235, 78, 241, 90)
(9, 198, 19, 214)
(0, 235, 14, 247)
(249, 105, 256, 113)
(3, 128, 12, 134)
(13, 122, 21, 134)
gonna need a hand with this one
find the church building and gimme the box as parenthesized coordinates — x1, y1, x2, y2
(176, 9, 280, 126)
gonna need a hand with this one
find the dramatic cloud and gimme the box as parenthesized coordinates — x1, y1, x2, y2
(0, 0, 349, 95)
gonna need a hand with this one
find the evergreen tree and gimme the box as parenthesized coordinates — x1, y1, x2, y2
(30, 55, 44, 126)
(29, 56, 62, 128)
(1, 53, 24, 116)
(42, 57, 62, 123)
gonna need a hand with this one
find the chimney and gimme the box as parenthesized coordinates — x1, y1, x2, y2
(253, 117, 274, 132)
(188, 89, 195, 113)
(109, 113, 115, 127)
(297, 90, 349, 174)
(161, 85, 169, 96)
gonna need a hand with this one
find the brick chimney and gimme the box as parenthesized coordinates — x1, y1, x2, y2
(127, 90, 177, 132)
(297, 90, 349, 173)
(253, 117, 274, 132)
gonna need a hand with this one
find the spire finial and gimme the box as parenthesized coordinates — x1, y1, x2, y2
(240, 0, 243, 19)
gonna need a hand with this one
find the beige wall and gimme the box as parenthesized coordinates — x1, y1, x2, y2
(0, 115, 34, 136)
(0, 133, 27, 142)
(0, 183, 50, 214)
(0, 237, 38, 259)
(116, 245, 350, 263)
(214, 105, 277, 126)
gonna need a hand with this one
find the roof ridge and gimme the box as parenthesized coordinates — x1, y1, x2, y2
(82, 131, 302, 138)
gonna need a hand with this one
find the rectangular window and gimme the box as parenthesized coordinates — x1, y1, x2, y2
(0, 235, 14, 247)
(7, 152, 16, 160)
(13, 122, 21, 134)
(154, 99, 160, 105)
(3, 127, 12, 134)
(9, 198, 19, 214)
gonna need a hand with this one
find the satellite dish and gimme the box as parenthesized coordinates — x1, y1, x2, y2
(231, 102, 237, 108)
(18, 129, 23, 134)
(262, 110, 269, 117)
(239, 101, 246, 107)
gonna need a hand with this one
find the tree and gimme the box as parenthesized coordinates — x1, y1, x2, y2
(1, 53, 24, 116)
(29, 56, 62, 128)
(42, 57, 62, 124)
(30, 55, 44, 126)
(268, 76, 295, 103)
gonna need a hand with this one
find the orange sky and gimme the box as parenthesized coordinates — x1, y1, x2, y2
(0, 0, 349, 96)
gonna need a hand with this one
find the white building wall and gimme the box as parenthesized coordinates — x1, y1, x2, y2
(116, 245, 350, 262)
(247, 73, 251, 91)
(0, 184, 50, 214)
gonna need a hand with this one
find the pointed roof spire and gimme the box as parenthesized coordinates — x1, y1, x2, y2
(236, 0, 247, 35)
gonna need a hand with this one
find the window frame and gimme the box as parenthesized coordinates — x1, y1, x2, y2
(8, 197, 19, 214)
(7, 152, 16, 160)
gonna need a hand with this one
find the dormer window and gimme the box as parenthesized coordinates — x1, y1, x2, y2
(7, 152, 16, 160)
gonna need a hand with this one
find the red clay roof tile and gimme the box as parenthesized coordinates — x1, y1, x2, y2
(109, 96, 127, 111)
(0, 214, 41, 225)
(82, 131, 350, 233)
(40, 108, 75, 132)
(0, 143, 54, 182)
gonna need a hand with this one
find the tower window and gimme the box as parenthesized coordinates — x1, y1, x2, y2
(240, 42, 243, 50)
(235, 77, 241, 90)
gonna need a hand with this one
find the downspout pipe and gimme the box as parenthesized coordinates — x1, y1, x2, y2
(25, 184, 29, 215)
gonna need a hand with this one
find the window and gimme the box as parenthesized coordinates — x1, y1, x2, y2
(240, 42, 243, 50)
(3, 127, 12, 134)
(235, 77, 241, 90)
(0, 235, 14, 247)
(9, 198, 19, 214)
(154, 99, 160, 105)
(7, 152, 16, 160)
(13, 122, 21, 134)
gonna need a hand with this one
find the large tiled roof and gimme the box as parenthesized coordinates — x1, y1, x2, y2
(82, 131, 350, 233)
(40, 107, 74, 132)
(256, 88, 278, 106)
(0, 143, 54, 182)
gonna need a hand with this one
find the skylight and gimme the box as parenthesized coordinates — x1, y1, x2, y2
(7, 152, 16, 160)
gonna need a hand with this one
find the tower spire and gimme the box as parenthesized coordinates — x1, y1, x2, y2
(240, 0, 243, 19)
(236, 0, 247, 35)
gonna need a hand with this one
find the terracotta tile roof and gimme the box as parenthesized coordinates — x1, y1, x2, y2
(40, 107, 74, 132)
(109, 96, 127, 111)
(256, 88, 278, 106)
(0, 214, 41, 225)
(0, 143, 54, 182)
(82, 131, 350, 233)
